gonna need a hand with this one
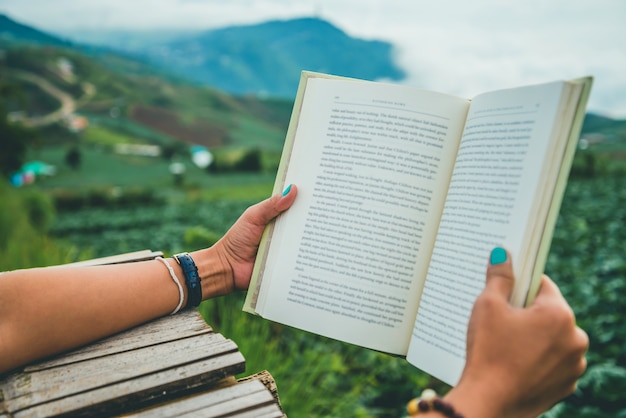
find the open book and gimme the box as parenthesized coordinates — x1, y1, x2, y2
(243, 71, 592, 385)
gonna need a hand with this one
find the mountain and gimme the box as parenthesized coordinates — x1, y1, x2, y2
(582, 113, 626, 136)
(69, 17, 407, 98)
(580, 113, 626, 149)
(153, 17, 406, 97)
(0, 13, 71, 46)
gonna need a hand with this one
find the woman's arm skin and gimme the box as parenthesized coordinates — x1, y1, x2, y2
(417, 249, 588, 418)
(0, 186, 297, 375)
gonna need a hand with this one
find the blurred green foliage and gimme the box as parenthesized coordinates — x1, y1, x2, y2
(0, 181, 89, 271)
(543, 177, 626, 417)
(183, 226, 222, 250)
(199, 293, 436, 417)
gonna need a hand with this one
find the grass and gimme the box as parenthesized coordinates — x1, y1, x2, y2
(229, 114, 287, 151)
(86, 113, 180, 146)
(29, 146, 173, 188)
(0, 182, 91, 270)
(81, 124, 144, 146)
(27, 145, 277, 192)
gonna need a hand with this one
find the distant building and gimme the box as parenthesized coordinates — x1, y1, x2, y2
(56, 57, 74, 79)
(114, 143, 161, 157)
(580, 133, 609, 145)
(64, 114, 89, 133)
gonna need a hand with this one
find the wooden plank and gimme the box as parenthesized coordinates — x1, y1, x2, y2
(175, 390, 280, 418)
(0, 318, 287, 418)
(14, 351, 246, 417)
(238, 370, 283, 410)
(128, 379, 280, 418)
(229, 404, 285, 418)
(25, 310, 212, 372)
(4, 334, 242, 412)
(152, 380, 265, 416)
(0, 310, 216, 417)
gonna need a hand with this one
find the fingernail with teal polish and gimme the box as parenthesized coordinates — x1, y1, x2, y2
(282, 184, 292, 197)
(490, 247, 507, 265)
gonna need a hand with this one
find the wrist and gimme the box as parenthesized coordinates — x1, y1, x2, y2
(441, 380, 507, 418)
(189, 246, 233, 299)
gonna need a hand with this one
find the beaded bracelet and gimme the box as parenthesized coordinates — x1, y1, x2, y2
(407, 389, 464, 418)
(173, 252, 203, 308)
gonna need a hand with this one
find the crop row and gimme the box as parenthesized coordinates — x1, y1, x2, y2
(50, 199, 254, 256)
(545, 177, 626, 416)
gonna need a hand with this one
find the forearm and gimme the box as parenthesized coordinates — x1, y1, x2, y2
(0, 248, 230, 374)
(0, 187, 297, 375)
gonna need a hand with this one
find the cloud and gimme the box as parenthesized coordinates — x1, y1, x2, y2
(1, 0, 624, 116)
(344, 1, 626, 117)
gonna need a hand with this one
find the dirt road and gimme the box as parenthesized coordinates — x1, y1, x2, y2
(10, 70, 95, 127)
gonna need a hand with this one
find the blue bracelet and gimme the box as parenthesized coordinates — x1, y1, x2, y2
(173, 252, 202, 308)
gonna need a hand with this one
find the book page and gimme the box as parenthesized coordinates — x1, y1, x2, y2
(255, 74, 469, 355)
(407, 81, 573, 385)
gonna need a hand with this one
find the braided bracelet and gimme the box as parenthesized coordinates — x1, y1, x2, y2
(156, 257, 185, 315)
(407, 389, 464, 418)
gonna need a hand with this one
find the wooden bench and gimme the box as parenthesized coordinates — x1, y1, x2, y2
(0, 251, 285, 418)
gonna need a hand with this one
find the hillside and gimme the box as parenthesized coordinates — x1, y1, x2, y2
(2, 14, 406, 99)
(582, 113, 626, 137)
(1, 13, 625, 181)
(1, 43, 293, 152)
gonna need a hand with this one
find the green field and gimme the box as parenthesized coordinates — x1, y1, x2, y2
(34, 171, 626, 418)
(29, 145, 277, 192)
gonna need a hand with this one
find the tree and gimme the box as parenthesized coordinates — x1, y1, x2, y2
(0, 115, 34, 178)
(235, 148, 262, 172)
(65, 145, 82, 170)
(0, 81, 36, 179)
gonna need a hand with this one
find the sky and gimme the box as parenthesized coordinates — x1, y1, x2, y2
(1, 0, 625, 118)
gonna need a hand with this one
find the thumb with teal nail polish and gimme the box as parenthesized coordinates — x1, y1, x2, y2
(486, 247, 515, 299)
(490, 246, 508, 265)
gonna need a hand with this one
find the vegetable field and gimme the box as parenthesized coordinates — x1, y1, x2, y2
(46, 175, 626, 417)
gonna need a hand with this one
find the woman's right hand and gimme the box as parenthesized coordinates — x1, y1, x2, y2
(445, 248, 588, 418)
